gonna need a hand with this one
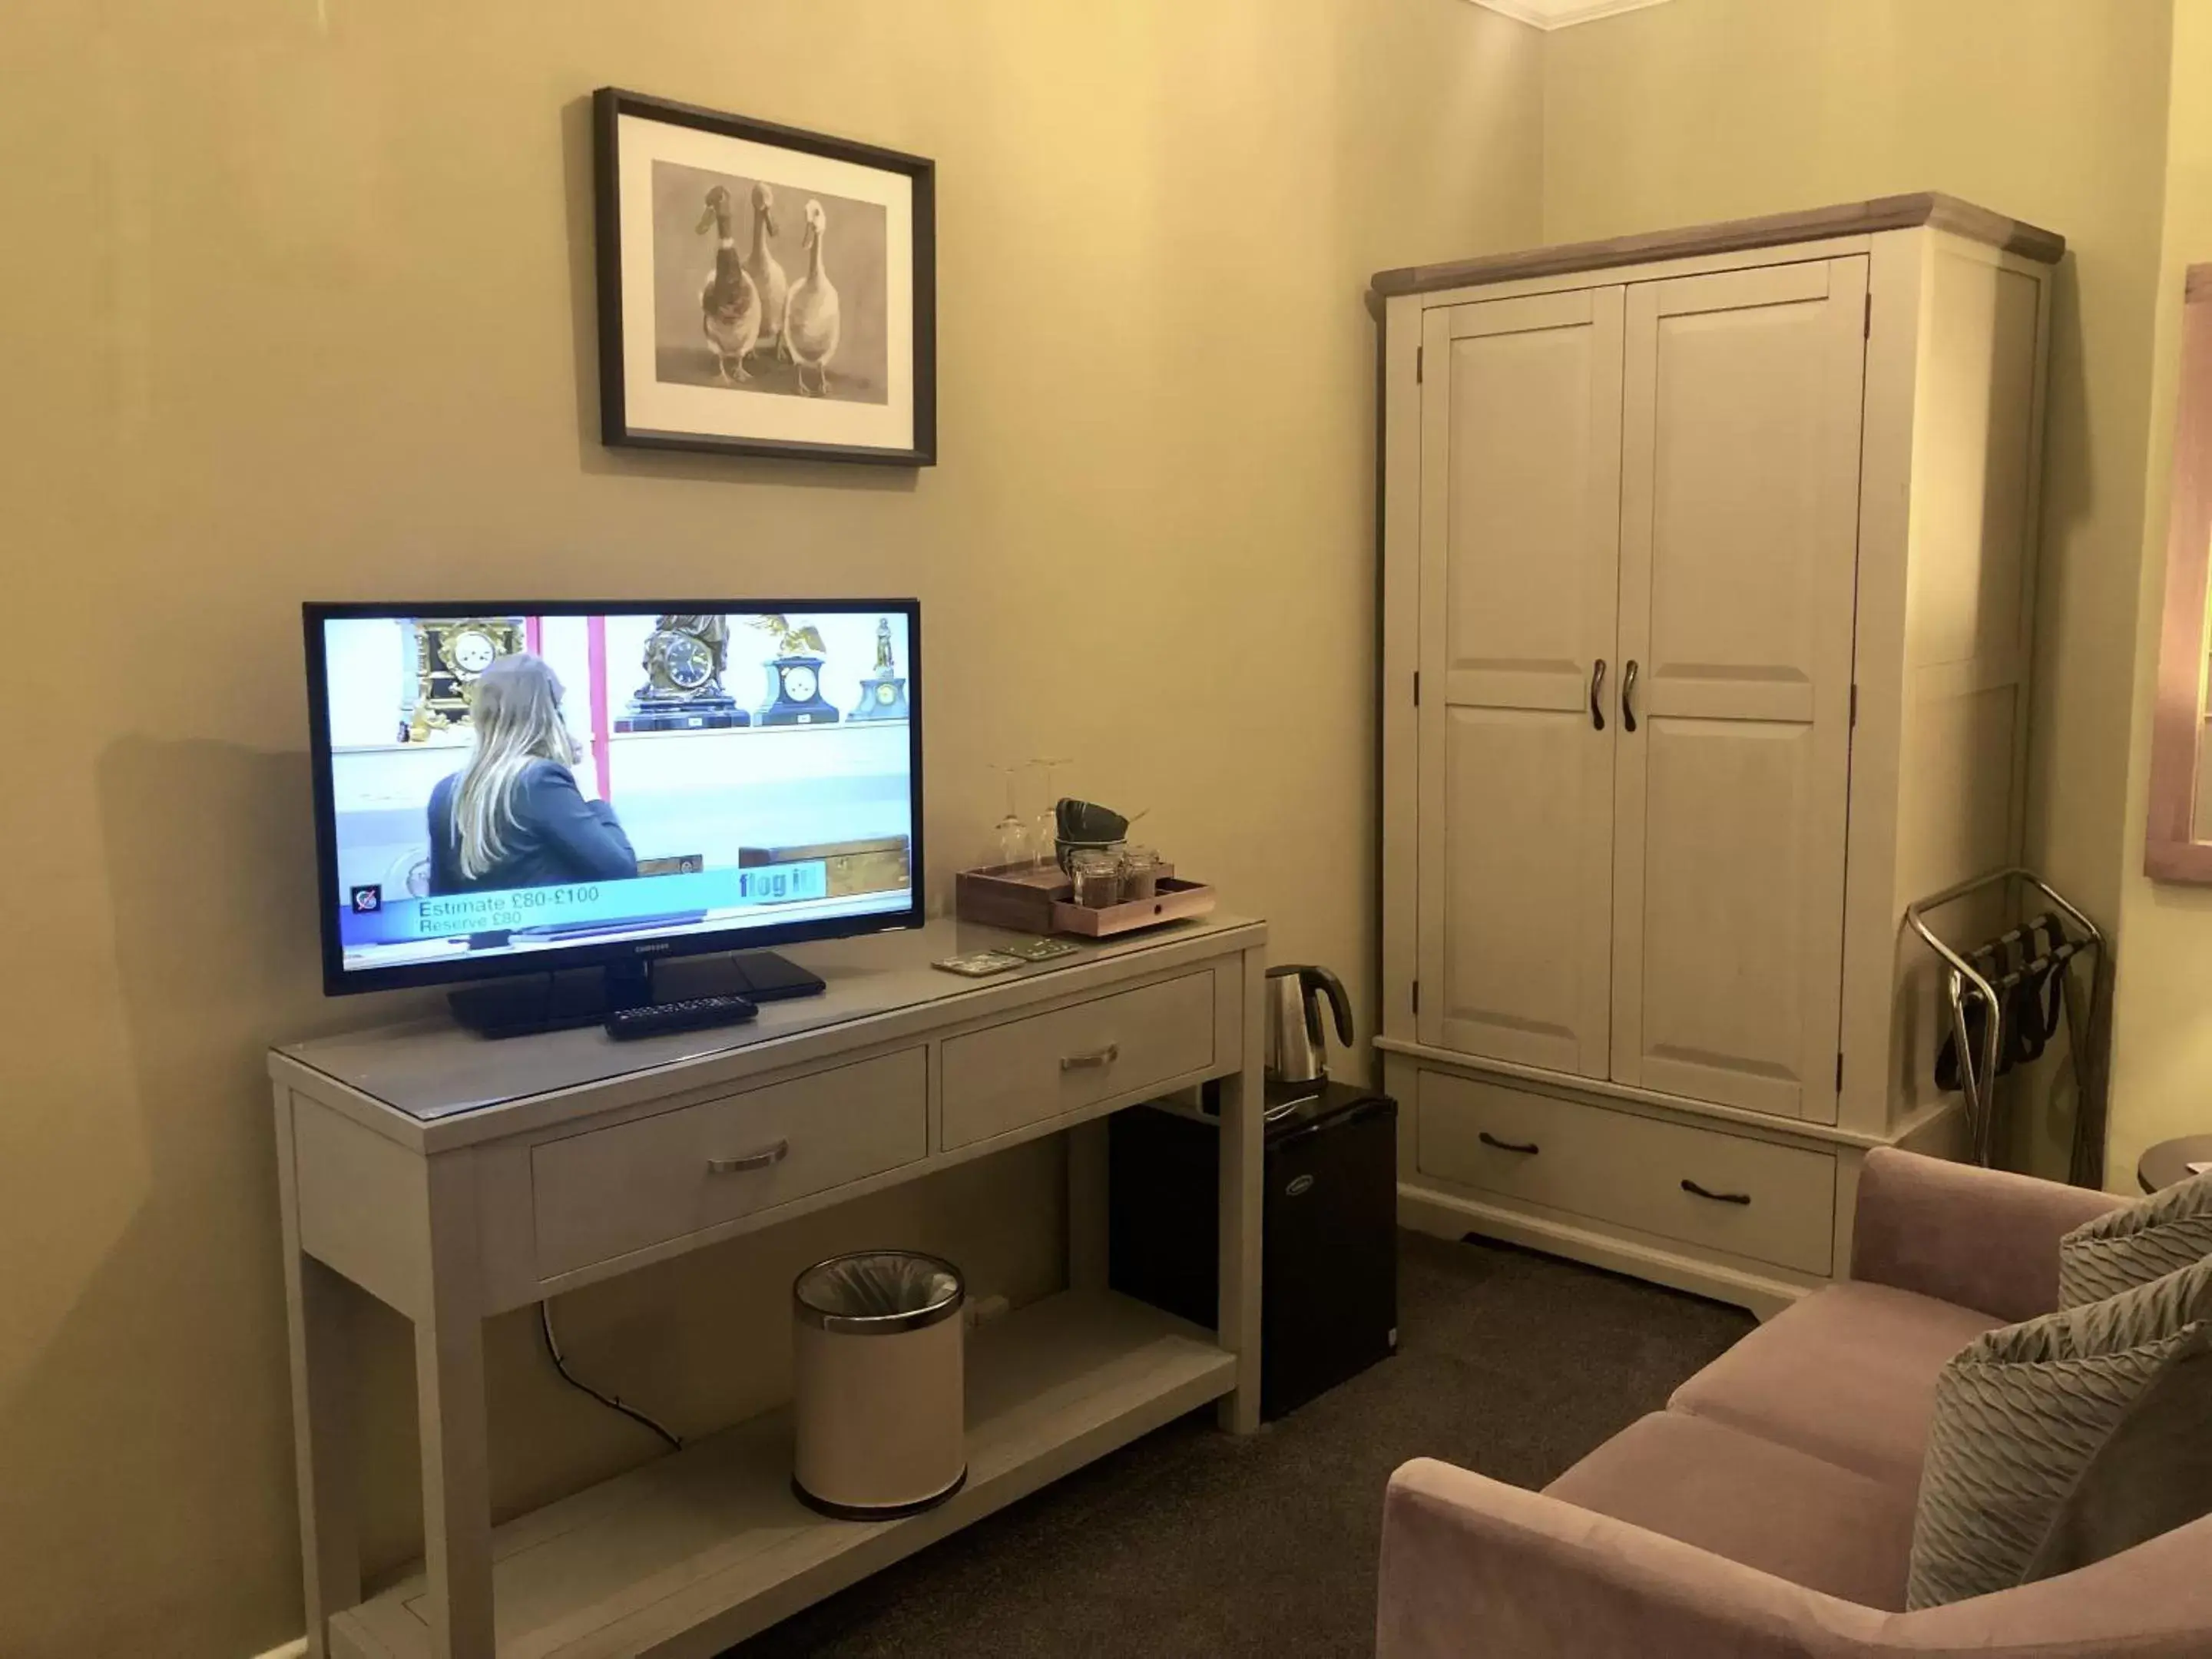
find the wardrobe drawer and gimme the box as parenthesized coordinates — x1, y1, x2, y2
(941, 971, 1217, 1150)
(1416, 1071, 1836, 1276)
(531, 1048, 928, 1277)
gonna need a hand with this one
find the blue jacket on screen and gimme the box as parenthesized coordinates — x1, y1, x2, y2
(426, 760, 640, 895)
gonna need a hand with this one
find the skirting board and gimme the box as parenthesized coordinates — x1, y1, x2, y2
(1399, 1183, 1813, 1321)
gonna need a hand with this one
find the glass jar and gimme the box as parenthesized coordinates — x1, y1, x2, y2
(1118, 846, 1161, 901)
(1069, 847, 1124, 908)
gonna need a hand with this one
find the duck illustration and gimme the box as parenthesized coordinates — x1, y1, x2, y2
(741, 181, 789, 362)
(696, 185, 762, 382)
(781, 199, 843, 396)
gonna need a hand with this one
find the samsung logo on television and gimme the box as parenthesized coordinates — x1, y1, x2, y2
(633, 942, 673, 955)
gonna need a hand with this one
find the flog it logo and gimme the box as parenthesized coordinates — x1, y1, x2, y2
(349, 885, 383, 914)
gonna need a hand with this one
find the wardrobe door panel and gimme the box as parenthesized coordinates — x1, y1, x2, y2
(1417, 288, 1622, 1076)
(1611, 257, 1866, 1120)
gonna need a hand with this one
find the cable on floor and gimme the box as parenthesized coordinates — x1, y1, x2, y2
(538, 1300, 684, 1452)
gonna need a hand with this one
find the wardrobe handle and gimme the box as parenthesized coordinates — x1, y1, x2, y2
(1588, 659, 1607, 731)
(1622, 660, 1640, 733)
(1479, 1131, 1541, 1156)
(1681, 1177, 1750, 1207)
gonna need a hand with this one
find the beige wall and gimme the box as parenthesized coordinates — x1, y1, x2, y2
(2109, 0, 2212, 1187)
(0, 2, 1542, 1653)
(1541, 0, 2177, 1180)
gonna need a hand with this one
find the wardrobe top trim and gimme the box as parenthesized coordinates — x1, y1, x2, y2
(1368, 193, 2065, 304)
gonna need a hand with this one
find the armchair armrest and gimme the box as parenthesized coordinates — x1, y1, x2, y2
(1377, 1459, 1883, 1659)
(1848, 1147, 2123, 1323)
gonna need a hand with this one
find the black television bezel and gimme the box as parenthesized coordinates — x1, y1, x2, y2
(302, 598, 926, 998)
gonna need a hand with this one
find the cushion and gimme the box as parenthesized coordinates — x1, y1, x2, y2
(2024, 1324, 2212, 1583)
(1668, 1282, 2001, 1488)
(1545, 1411, 1919, 1610)
(2058, 1169, 2212, 1307)
(1906, 1253, 2212, 1609)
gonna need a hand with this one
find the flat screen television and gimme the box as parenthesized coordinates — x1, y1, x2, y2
(303, 600, 922, 1031)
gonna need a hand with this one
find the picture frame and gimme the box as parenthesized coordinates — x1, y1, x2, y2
(2143, 264, 2212, 880)
(592, 87, 937, 466)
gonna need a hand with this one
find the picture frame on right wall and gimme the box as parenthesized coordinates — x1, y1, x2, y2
(592, 86, 938, 466)
(2144, 264, 2212, 879)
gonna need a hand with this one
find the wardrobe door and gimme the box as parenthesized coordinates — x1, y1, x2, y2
(1610, 257, 1866, 1121)
(1416, 286, 1623, 1077)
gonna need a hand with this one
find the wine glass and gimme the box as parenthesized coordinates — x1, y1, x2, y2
(1031, 757, 1073, 871)
(990, 764, 1035, 870)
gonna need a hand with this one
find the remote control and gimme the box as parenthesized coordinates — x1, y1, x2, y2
(604, 993, 760, 1041)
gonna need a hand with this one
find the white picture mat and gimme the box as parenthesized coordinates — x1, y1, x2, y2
(617, 113, 916, 452)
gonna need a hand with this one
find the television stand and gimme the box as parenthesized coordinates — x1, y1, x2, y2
(271, 914, 1267, 1659)
(715, 949, 832, 1002)
(447, 949, 827, 1038)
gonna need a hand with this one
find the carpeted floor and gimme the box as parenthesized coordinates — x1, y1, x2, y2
(727, 1231, 1753, 1658)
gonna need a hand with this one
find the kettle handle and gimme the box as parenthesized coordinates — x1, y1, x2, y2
(1299, 966, 1355, 1048)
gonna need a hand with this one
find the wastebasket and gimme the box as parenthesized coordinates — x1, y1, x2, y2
(791, 1250, 967, 1519)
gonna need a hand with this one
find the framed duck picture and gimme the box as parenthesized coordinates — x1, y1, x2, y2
(591, 87, 937, 465)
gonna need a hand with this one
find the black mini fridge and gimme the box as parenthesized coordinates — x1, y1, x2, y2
(1108, 1081, 1398, 1421)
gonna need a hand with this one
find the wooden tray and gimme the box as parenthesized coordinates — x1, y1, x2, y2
(955, 863, 1206, 938)
(955, 863, 1078, 934)
(1052, 878, 1217, 938)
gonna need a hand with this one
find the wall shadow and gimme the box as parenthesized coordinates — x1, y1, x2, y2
(0, 735, 431, 1656)
(2013, 253, 2118, 1181)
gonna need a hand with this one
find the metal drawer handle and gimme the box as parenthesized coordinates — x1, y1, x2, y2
(1589, 659, 1607, 732)
(707, 1141, 790, 1174)
(1061, 1044, 1121, 1071)
(1479, 1131, 1540, 1156)
(1622, 658, 1641, 733)
(1681, 1177, 1750, 1207)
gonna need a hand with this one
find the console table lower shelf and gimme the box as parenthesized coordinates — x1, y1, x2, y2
(334, 1290, 1233, 1659)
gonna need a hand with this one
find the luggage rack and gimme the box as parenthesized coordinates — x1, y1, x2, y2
(1903, 868, 2106, 1179)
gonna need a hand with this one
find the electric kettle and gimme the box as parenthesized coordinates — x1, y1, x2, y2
(1264, 964, 1355, 1088)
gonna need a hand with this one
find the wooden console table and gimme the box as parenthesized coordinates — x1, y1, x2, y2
(272, 914, 1267, 1658)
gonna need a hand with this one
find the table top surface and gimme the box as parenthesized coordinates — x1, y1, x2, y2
(2136, 1134, 2212, 1192)
(273, 912, 1262, 1121)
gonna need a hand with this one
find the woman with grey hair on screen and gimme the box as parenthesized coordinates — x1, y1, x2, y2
(426, 652, 639, 896)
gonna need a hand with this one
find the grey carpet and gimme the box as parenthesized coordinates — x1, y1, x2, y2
(727, 1231, 1754, 1658)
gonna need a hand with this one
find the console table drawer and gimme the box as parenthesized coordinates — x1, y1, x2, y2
(941, 971, 1217, 1150)
(1416, 1070, 1835, 1276)
(531, 1048, 928, 1276)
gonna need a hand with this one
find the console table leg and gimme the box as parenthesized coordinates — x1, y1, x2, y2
(416, 1165, 494, 1659)
(285, 1257, 361, 1654)
(1217, 945, 1266, 1432)
(277, 1096, 359, 1658)
(1067, 1118, 1111, 1292)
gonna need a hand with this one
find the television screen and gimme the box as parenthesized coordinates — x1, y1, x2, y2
(305, 601, 922, 993)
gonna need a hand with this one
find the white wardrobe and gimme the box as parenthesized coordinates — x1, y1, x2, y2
(1372, 196, 2061, 1316)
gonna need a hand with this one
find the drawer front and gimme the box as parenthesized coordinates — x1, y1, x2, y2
(1416, 1070, 1835, 1275)
(532, 1048, 928, 1277)
(942, 970, 1217, 1150)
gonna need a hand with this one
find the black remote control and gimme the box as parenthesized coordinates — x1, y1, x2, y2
(604, 992, 760, 1041)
